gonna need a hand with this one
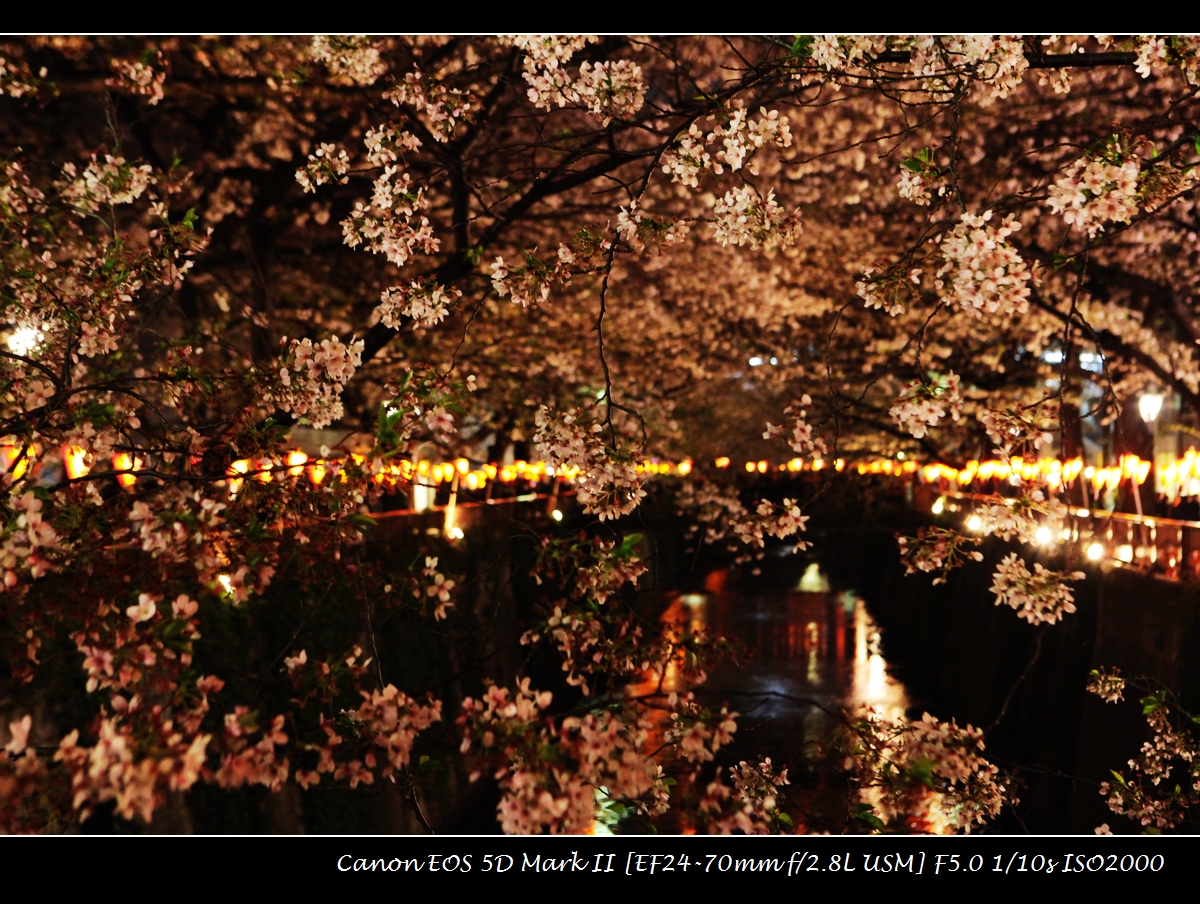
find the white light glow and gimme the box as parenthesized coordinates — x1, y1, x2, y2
(1035, 526, 1053, 545)
(1087, 543, 1104, 561)
(1116, 544, 1134, 563)
(967, 514, 983, 531)
(551, 509, 563, 522)
(748, 356, 764, 367)
(7, 327, 41, 356)
(931, 496, 945, 515)
(1139, 393, 1164, 423)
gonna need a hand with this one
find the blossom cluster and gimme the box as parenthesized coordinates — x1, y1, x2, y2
(377, 281, 460, 329)
(661, 105, 793, 188)
(889, 371, 962, 439)
(1097, 689, 1199, 830)
(1130, 35, 1200, 87)
(615, 200, 691, 253)
(935, 211, 1033, 317)
(664, 693, 738, 764)
(972, 490, 1067, 545)
(57, 155, 154, 213)
(699, 756, 793, 834)
(711, 185, 800, 251)
(733, 498, 811, 550)
(385, 65, 474, 142)
(856, 265, 922, 317)
(295, 143, 350, 194)
(533, 407, 645, 521)
(1086, 667, 1126, 704)
(311, 35, 386, 87)
(512, 37, 645, 126)
(897, 527, 983, 585)
(764, 395, 828, 457)
(809, 36, 1028, 101)
(976, 405, 1056, 459)
(264, 335, 365, 429)
(1047, 147, 1141, 238)
(458, 680, 669, 834)
(107, 55, 165, 105)
(842, 706, 1010, 833)
(989, 553, 1084, 625)
(363, 125, 422, 167)
(341, 166, 439, 268)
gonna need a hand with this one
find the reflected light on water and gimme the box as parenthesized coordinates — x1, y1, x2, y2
(850, 596, 908, 716)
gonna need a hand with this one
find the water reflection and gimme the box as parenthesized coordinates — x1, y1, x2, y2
(659, 564, 909, 784)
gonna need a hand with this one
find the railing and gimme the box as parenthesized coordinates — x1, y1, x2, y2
(937, 491, 1200, 582)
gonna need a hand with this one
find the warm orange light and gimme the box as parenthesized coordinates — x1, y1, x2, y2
(677, 459, 693, 476)
(62, 445, 90, 480)
(2, 445, 30, 480)
(835, 459, 845, 472)
(253, 458, 273, 483)
(455, 457, 470, 475)
(112, 451, 142, 488)
(227, 459, 250, 496)
(812, 459, 825, 471)
(745, 461, 756, 473)
(307, 461, 326, 486)
(715, 457, 730, 469)
(287, 450, 308, 477)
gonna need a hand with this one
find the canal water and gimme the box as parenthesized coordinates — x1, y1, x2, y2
(639, 558, 911, 832)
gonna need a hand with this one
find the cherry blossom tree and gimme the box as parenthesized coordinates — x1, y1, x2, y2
(2, 34, 1200, 834)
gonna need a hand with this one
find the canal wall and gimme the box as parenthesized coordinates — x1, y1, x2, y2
(827, 528, 1200, 834)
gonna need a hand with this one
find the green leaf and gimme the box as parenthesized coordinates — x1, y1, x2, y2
(790, 36, 814, 60)
(776, 812, 794, 827)
(617, 533, 643, 559)
(349, 513, 378, 534)
(852, 803, 885, 831)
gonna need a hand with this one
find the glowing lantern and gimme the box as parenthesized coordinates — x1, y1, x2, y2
(111, 451, 142, 489)
(62, 445, 90, 480)
(287, 451, 308, 477)
(227, 459, 250, 496)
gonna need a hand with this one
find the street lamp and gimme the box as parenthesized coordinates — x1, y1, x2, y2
(1139, 393, 1164, 423)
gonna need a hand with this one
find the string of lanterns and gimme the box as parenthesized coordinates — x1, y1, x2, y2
(7, 442, 1200, 507)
